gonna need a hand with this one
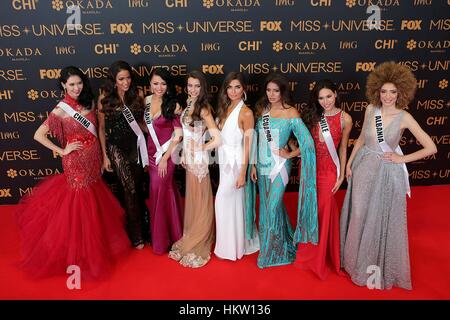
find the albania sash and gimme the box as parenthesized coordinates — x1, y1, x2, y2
(374, 107, 411, 197)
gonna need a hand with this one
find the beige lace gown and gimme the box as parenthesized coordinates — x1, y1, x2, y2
(168, 108, 215, 268)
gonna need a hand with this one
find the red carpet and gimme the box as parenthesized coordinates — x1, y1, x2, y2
(1, 185, 449, 300)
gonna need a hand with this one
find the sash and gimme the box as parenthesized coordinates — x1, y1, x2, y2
(262, 109, 289, 186)
(319, 114, 340, 181)
(57, 101, 97, 137)
(374, 107, 411, 197)
(144, 106, 171, 164)
(122, 105, 149, 167)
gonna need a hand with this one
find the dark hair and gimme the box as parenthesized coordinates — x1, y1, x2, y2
(254, 73, 293, 118)
(216, 72, 246, 123)
(185, 70, 212, 125)
(100, 60, 143, 115)
(302, 79, 340, 130)
(58, 66, 94, 109)
(149, 68, 178, 120)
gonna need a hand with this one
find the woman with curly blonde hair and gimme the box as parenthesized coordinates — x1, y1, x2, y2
(340, 61, 437, 290)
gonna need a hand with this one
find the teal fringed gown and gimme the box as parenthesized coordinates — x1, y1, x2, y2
(245, 116, 318, 268)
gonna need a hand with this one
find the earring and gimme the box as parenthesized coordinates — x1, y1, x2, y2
(243, 91, 247, 101)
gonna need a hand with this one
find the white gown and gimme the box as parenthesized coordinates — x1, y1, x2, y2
(214, 100, 260, 260)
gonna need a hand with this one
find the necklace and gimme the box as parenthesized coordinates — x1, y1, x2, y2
(323, 108, 340, 116)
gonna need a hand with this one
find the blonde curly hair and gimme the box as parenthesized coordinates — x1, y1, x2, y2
(366, 61, 417, 109)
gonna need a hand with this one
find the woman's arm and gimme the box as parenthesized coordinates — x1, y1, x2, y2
(236, 106, 254, 188)
(383, 111, 437, 163)
(332, 112, 353, 193)
(97, 94, 112, 172)
(34, 108, 82, 156)
(200, 107, 222, 151)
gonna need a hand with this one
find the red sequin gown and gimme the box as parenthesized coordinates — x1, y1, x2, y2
(16, 95, 130, 280)
(295, 111, 343, 280)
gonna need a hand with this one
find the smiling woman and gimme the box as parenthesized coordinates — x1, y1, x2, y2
(15, 66, 130, 280)
(340, 61, 437, 290)
(98, 60, 149, 250)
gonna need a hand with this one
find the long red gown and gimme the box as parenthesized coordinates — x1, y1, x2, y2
(295, 111, 343, 280)
(16, 95, 130, 280)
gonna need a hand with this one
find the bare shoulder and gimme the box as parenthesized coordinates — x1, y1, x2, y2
(200, 106, 212, 118)
(401, 110, 417, 126)
(175, 103, 183, 115)
(287, 105, 300, 118)
(365, 103, 375, 113)
(342, 110, 352, 123)
(240, 105, 254, 119)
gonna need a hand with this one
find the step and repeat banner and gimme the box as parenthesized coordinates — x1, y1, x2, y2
(1, 0, 449, 204)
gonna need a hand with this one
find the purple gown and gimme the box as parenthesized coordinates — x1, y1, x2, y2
(147, 114, 183, 254)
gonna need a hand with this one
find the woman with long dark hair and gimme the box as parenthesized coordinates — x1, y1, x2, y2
(98, 60, 149, 249)
(246, 73, 318, 268)
(16, 66, 130, 280)
(168, 70, 221, 267)
(295, 79, 352, 280)
(144, 68, 184, 255)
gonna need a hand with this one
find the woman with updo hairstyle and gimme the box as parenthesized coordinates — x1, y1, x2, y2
(295, 79, 352, 280)
(144, 68, 184, 255)
(340, 61, 437, 290)
(16, 66, 130, 280)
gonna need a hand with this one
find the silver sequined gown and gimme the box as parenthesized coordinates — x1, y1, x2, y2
(340, 107, 411, 290)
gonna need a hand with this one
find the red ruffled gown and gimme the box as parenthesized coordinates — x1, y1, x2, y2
(16, 95, 130, 280)
(295, 111, 343, 280)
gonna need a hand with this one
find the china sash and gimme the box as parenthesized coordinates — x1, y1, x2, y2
(374, 107, 411, 197)
(122, 105, 149, 167)
(262, 109, 289, 186)
(57, 101, 97, 137)
(319, 114, 340, 181)
(144, 106, 171, 165)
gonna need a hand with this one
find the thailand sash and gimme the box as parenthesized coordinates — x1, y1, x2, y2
(262, 109, 289, 186)
(319, 114, 340, 181)
(57, 101, 97, 137)
(374, 107, 411, 197)
(144, 105, 171, 165)
(122, 105, 149, 167)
